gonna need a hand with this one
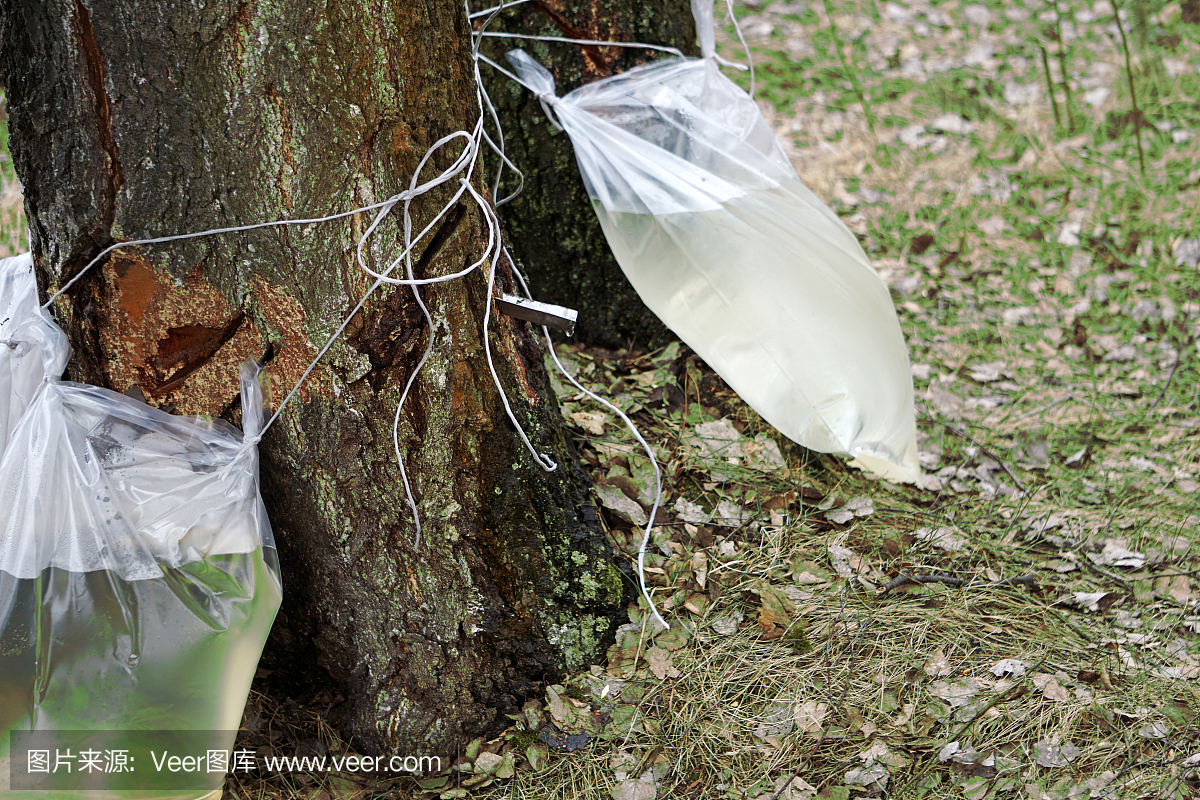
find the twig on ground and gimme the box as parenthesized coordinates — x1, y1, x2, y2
(1049, 0, 1076, 132)
(940, 422, 1028, 493)
(1079, 556, 1131, 588)
(1112, 0, 1147, 176)
(878, 574, 1039, 597)
(1039, 44, 1061, 127)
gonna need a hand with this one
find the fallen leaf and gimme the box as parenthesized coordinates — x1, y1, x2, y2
(1060, 591, 1110, 612)
(595, 484, 648, 526)
(691, 551, 708, 590)
(1065, 447, 1089, 466)
(611, 773, 657, 800)
(710, 609, 743, 636)
(683, 592, 709, 615)
(526, 743, 549, 771)
(915, 526, 967, 552)
(1138, 722, 1169, 739)
(969, 361, 1007, 382)
(473, 751, 512, 777)
(653, 627, 690, 652)
(610, 750, 638, 781)
(753, 776, 818, 800)
(742, 433, 788, 471)
(858, 740, 909, 768)
(522, 699, 543, 730)
(758, 585, 796, 632)
(826, 496, 874, 524)
(931, 112, 974, 135)
(1032, 673, 1071, 702)
(1160, 638, 1200, 679)
(794, 700, 829, 735)
(713, 499, 749, 527)
(754, 699, 796, 744)
(606, 641, 640, 679)
(924, 648, 954, 678)
(569, 410, 608, 435)
(828, 543, 856, 578)
(931, 678, 985, 707)
(814, 787, 850, 800)
(1154, 574, 1194, 605)
(844, 761, 889, 789)
(686, 419, 743, 461)
(545, 685, 595, 732)
(673, 497, 709, 524)
(991, 659, 1029, 677)
(938, 740, 984, 765)
(1034, 741, 1081, 767)
(645, 646, 681, 680)
(1089, 540, 1146, 568)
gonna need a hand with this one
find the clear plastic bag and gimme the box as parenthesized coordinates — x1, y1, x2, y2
(506, 0, 920, 482)
(0, 254, 282, 798)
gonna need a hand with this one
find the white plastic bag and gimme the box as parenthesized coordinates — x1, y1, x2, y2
(505, 0, 919, 482)
(0, 253, 68, 452)
(0, 254, 281, 798)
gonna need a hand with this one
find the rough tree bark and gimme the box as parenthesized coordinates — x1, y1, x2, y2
(479, 0, 696, 349)
(0, 0, 629, 756)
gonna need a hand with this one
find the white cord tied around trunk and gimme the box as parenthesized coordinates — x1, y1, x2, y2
(32, 0, 678, 629)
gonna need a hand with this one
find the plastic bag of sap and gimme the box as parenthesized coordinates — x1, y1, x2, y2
(505, 0, 920, 483)
(0, 254, 282, 799)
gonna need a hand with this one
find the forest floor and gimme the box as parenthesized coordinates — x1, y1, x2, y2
(406, 1, 1200, 798)
(5, 0, 1200, 798)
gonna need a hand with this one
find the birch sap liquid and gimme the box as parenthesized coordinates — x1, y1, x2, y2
(0, 548, 281, 799)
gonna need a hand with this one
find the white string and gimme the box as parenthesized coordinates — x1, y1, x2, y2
(469, 182, 558, 473)
(43, 200, 403, 310)
(475, 53, 566, 133)
(477, 31, 686, 59)
(468, 0, 532, 19)
(507, 260, 669, 630)
(44, 3, 562, 548)
(723, 0, 756, 98)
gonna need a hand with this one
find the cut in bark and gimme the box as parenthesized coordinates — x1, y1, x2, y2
(0, 0, 628, 755)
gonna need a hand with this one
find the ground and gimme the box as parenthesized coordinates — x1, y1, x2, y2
(3, 0, 1200, 798)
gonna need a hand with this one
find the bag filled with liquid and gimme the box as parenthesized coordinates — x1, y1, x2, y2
(0, 253, 282, 799)
(504, 0, 920, 482)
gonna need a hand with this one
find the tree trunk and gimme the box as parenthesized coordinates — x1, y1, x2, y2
(479, 0, 696, 349)
(0, 0, 627, 756)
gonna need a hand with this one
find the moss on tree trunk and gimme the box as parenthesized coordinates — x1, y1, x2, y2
(0, 0, 628, 755)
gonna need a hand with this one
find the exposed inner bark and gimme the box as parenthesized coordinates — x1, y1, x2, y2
(0, 0, 629, 755)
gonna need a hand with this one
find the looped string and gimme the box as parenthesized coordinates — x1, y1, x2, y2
(41, 2, 567, 551)
(27, 0, 679, 626)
